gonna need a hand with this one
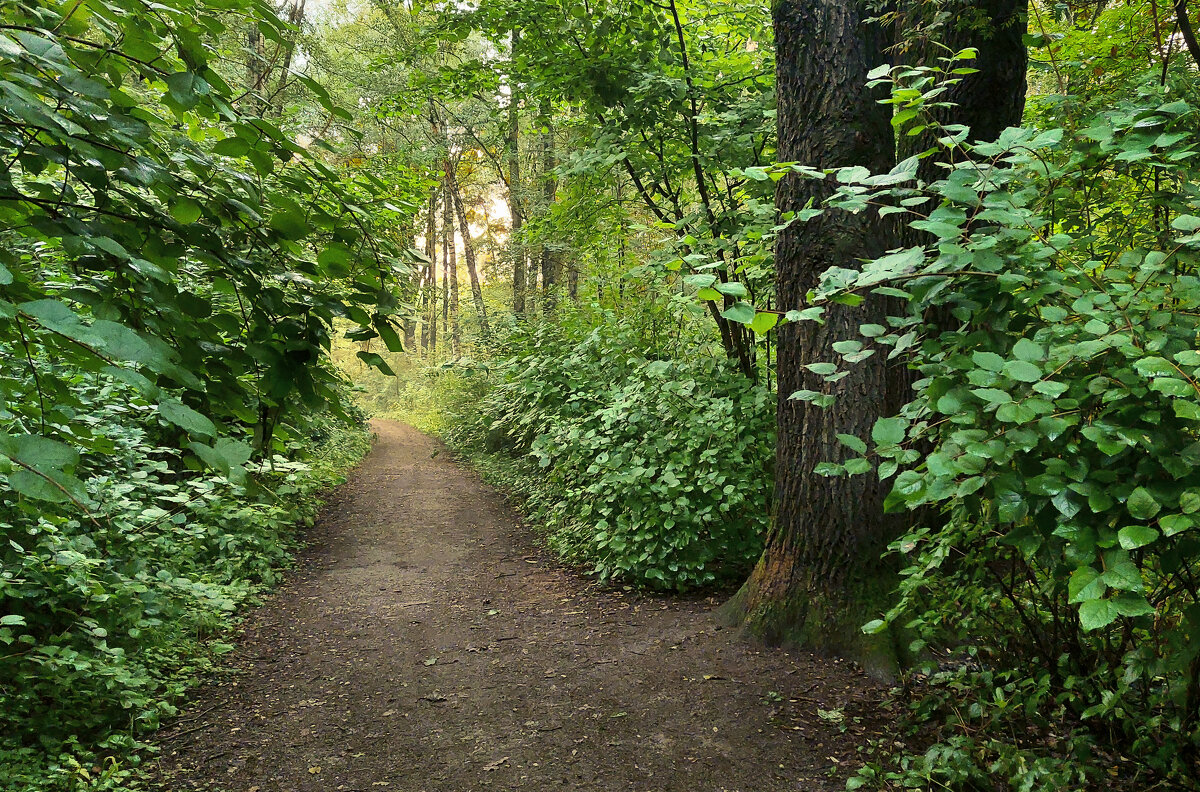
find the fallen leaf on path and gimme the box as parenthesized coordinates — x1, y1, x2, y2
(308, 766, 322, 774)
(483, 756, 510, 771)
(423, 657, 437, 666)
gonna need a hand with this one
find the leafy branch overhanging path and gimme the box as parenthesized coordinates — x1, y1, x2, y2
(155, 421, 882, 791)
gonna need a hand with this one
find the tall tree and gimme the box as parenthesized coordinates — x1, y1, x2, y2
(444, 178, 462, 354)
(507, 28, 527, 315)
(450, 175, 491, 335)
(722, 0, 1028, 671)
(720, 0, 902, 669)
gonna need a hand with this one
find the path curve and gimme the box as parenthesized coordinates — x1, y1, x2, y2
(157, 420, 882, 791)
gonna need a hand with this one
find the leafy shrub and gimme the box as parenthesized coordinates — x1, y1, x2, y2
(787, 61, 1200, 789)
(0, 377, 370, 791)
(476, 320, 774, 589)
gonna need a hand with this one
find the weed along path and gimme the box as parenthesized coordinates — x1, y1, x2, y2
(156, 420, 885, 792)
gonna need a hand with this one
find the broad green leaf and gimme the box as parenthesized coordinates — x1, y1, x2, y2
(1126, 487, 1161, 520)
(1118, 524, 1159, 550)
(871, 417, 906, 446)
(158, 399, 217, 438)
(720, 302, 756, 324)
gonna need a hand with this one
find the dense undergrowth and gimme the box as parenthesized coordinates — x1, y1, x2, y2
(383, 314, 774, 591)
(0, 385, 370, 792)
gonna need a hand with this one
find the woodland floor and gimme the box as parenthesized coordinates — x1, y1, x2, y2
(153, 420, 889, 792)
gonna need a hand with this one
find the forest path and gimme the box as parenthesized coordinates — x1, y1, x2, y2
(155, 420, 883, 792)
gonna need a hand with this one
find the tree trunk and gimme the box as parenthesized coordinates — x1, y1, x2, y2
(442, 194, 450, 341)
(444, 179, 461, 355)
(719, 0, 906, 675)
(245, 24, 267, 114)
(539, 100, 561, 306)
(420, 190, 437, 355)
(426, 189, 438, 355)
(451, 177, 490, 335)
(901, 0, 1028, 177)
(268, 0, 307, 117)
(508, 28, 526, 316)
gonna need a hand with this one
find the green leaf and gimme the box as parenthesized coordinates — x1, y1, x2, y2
(837, 434, 868, 454)
(971, 387, 1012, 404)
(1003, 360, 1042, 382)
(8, 469, 70, 503)
(748, 312, 779, 335)
(1118, 524, 1159, 550)
(871, 417, 906, 446)
(1069, 567, 1106, 603)
(1078, 599, 1118, 631)
(713, 281, 748, 298)
(357, 351, 395, 376)
(861, 619, 886, 634)
(1016, 340, 1046, 365)
(1126, 487, 1161, 520)
(213, 136, 251, 157)
(972, 351, 1004, 371)
(170, 198, 203, 224)
(269, 206, 311, 240)
(1171, 214, 1200, 232)
(720, 302, 756, 324)
(158, 399, 217, 438)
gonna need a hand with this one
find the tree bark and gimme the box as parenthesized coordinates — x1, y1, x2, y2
(901, 0, 1028, 178)
(719, 0, 906, 674)
(451, 176, 490, 335)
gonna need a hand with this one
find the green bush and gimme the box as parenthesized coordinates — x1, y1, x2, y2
(0, 378, 370, 791)
(476, 320, 774, 589)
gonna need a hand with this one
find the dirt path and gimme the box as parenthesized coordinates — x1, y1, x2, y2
(156, 420, 885, 792)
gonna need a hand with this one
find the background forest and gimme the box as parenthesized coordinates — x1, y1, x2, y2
(3, 0, 1200, 790)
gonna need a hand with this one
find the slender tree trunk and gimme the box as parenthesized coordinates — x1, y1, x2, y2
(268, 0, 307, 117)
(426, 188, 438, 355)
(442, 201, 450, 341)
(720, 0, 905, 674)
(419, 191, 437, 355)
(508, 28, 526, 316)
(245, 25, 267, 114)
(539, 100, 561, 307)
(444, 180, 461, 355)
(450, 176, 490, 335)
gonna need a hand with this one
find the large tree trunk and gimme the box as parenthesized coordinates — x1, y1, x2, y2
(450, 177, 490, 335)
(719, 0, 905, 675)
(508, 29, 526, 316)
(901, 0, 1028, 176)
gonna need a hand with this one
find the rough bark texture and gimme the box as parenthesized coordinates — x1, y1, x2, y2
(902, 0, 1028, 179)
(719, 0, 906, 675)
